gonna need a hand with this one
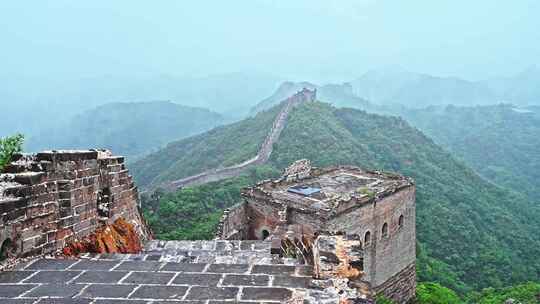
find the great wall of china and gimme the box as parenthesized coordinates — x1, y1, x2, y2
(167, 88, 317, 190)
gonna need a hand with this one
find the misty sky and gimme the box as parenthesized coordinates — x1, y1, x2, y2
(1, 0, 539, 83)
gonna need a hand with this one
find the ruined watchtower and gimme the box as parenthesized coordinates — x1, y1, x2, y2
(216, 160, 416, 303)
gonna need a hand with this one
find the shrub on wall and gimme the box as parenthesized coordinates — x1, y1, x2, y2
(0, 134, 24, 172)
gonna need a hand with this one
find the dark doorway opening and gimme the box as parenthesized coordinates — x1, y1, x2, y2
(0, 238, 13, 261)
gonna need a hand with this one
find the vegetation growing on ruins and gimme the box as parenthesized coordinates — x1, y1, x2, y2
(138, 101, 540, 295)
(0, 133, 24, 172)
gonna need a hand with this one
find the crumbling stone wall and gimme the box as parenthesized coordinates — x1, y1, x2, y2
(214, 202, 249, 240)
(0, 150, 147, 260)
(327, 187, 416, 303)
(218, 161, 416, 303)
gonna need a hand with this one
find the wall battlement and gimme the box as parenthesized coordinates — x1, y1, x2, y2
(0, 150, 148, 262)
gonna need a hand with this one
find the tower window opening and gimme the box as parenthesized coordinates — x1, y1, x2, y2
(364, 231, 371, 246)
(398, 215, 404, 229)
(382, 223, 389, 238)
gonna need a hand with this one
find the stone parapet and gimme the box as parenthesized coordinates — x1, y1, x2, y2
(0, 150, 148, 262)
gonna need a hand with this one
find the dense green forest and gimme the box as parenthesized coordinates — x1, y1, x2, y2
(138, 101, 540, 298)
(26, 101, 224, 160)
(396, 104, 540, 202)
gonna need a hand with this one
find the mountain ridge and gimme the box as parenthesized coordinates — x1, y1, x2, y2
(134, 100, 540, 292)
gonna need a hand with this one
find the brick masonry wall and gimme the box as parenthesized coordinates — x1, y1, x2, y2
(215, 202, 249, 240)
(374, 262, 416, 304)
(0, 150, 146, 259)
(326, 186, 416, 303)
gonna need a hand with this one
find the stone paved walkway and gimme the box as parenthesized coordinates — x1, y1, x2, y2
(0, 240, 337, 303)
(0, 257, 313, 303)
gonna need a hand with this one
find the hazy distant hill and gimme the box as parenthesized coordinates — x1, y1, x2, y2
(397, 104, 540, 201)
(134, 101, 540, 292)
(26, 101, 225, 160)
(250, 81, 370, 114)
(482, 65, 540, 105)
(351, 66, 497, 107)
(0, 71, 281, 138)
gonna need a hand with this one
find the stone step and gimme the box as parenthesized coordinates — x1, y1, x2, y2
(81, 250, 280, 265)
(121, 239, 279, 264)
(143, 239, 271, 252)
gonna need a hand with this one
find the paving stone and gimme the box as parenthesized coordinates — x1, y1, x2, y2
(240, 240, 256, 250)
(184, 287, 238, 300)
(130, 285, 188, 300)
(160, 263, 206, 272)
(127, 254, 147, 261)
(208, 302, 254, 304)
(0, 299, 36, 304)
(0, 284, 37, 298)
(78, 284, 137, 298)
(215, 241, 240, 251)
(252, 264, 296, 275)
(222, 274, 270, 286)
(25, 270, 82, 284)
(241, 287, 293, 301)
(98, 253, 128, 260)
(206, 264, 250, 273)
(69, 260, 121, 271)
(172, 273, 222, 286)
(73, 271, 128, 283)
(195, 256, 216, 263)
(0, 271, 34, 283)
(153, 302, 204, 304)
(93, 301, 148, 304)
(36, 299, 93, 304)
(25, 259, 77, 270)
(25, 284, 86, 298)
(253, 242, 271, 250)
(273, 275, 312, 288)
(114, 261, 163, 271)
(122, 271, 175, 284)
(296, 265, 314, 276)
(145, 254, 162, 261)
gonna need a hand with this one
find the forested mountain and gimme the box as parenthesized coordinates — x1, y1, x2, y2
(26, 101, 225, 160)
(250, 81, 370, 114)
(135, 101, 540, 294)
(396, 104, 540, 202)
